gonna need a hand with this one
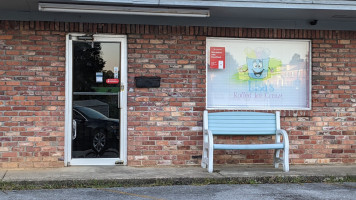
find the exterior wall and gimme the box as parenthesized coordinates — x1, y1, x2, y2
(0, 21, 66, 168)
(0, 21, 355, 168)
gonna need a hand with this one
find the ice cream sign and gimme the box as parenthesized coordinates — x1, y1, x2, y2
(210, 47, 225, 69)
(247, 58, 269, 79)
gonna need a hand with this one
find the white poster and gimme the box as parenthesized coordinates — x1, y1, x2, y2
(96, 72, 103, 83)
(206, 38, 311, 110)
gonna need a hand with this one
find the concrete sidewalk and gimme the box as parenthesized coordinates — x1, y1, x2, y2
(1, 165, 355, 189)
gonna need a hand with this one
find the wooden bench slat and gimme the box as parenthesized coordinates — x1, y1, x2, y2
(214, 143, 284, 150)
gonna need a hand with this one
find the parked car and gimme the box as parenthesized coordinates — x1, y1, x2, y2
(72, 105, 120, 156)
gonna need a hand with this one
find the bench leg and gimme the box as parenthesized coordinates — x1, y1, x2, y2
(208, 144, 213, 173)
(207, 130, 214, 173)
(201, 155, 207, 168)
(201, 131, 208, 168)
(201, 154, 207, 168)
(274, 133, 281, 169)
(283, 148, 289, 172)
(279, 129, 290, 172)
(274, 149, 280, 169)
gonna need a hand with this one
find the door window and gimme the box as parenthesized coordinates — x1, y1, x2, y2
(71, 41, 121, 159)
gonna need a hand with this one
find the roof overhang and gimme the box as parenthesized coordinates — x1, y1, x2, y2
(1, 0, 356, 30)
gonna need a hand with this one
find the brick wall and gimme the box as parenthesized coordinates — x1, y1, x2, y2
(126, 33, 206, 166)
(0, 21, 66, 168)
(0, 21, 355, 168)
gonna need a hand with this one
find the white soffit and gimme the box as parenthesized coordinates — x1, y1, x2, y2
(75, 0, 356, 10)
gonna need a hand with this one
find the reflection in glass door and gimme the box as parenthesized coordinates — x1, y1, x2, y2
(71, 40, 121, 159)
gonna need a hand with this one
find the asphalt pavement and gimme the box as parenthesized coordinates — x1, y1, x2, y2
(1, 183, 356, 200)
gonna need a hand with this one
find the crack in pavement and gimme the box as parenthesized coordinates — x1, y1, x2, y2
(1, 170, 8, 181)
(97, 188, 166, 200)
(1, 190, 8, 195)
(329, 182, 356, 189)
(1, 170, 9, 195)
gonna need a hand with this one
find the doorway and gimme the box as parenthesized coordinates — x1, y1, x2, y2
(65, 34, 127, 165)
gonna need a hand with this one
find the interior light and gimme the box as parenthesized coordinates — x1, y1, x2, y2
(38, 3, 210, 18)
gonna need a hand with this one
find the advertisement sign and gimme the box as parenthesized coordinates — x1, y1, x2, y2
(206, 38, 311, 110)
(114, 67, 119, 79)
(210, 47, 225, 69)
(106, 78, 119, 84)
(96, 72, 103, 83)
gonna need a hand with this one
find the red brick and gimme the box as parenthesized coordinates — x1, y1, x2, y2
(0, 35, 13, 39)
(2, 152, 18, 157)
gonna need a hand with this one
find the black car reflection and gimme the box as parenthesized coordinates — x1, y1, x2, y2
(72, 106, 120, 157)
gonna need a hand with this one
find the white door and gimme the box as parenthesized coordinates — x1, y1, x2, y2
(65, 34, 127, 165)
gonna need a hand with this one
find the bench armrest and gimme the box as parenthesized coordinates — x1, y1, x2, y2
(205, 129, 214, 149)
(276, 129, 289, 172)
(276, 129, 289, 150)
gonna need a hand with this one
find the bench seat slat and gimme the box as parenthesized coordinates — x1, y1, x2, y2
(208, 119, 276, 124)
(211, 128, 276, 135)
(210, 124, 276, 129)
(214, 143, 284, 150)
(209, 112, 275, 116)
(211, 127, 275, 131)
(209, 116, 275, 120)
(212, 131, 275, 135)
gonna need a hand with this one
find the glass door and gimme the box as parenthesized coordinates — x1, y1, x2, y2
(65, 34, 127, 165)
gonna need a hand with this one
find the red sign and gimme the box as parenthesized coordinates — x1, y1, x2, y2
(106, 78, 119, 84)
(210, 47, 225, 69)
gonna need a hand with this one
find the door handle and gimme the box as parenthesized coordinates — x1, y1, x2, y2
(118, 84, 124, 109)
(118, 91, 120, 109)
(72, 119, 77, 140)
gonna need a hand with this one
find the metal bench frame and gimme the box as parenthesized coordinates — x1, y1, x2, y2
(201, 110, 289, 173)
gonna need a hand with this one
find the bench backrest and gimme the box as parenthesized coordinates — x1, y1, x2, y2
(204, 111, 280, 135)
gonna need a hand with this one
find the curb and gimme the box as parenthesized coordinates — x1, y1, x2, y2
(1, 175, 355, 190)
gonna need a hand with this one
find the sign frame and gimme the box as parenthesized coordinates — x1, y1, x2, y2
(206, 37, 312, 111)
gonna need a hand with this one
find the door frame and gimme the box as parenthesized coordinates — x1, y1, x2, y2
(64, 33, 127, 166)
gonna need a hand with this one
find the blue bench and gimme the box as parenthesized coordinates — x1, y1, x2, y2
(201, 111, 289, 173)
